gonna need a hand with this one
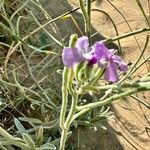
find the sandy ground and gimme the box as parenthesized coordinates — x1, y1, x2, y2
(67, 0, 150, 150)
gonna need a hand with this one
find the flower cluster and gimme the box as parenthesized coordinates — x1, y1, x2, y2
(62, 36, 127, 82)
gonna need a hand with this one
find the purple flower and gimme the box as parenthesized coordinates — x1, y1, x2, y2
(62, 36, 128, 82)
(62, 36, 96, 67)
(92, 42, 128, 82)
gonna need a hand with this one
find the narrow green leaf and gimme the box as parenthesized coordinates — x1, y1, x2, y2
(36, 126, 43, 147)
(91, 115, 107, 123)
(22, 133, 35, 149)
(14, 118, 28, 135)
(19, 117, 42, 124)
(28, 44, 57, 55)
(40, 143, 56, 150)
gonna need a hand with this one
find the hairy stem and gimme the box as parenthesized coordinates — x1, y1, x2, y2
(59, 90, 78, 150)
(77, 85, 150, 111)
(59, 129, 68, 150)
(60, 67, 70, 128)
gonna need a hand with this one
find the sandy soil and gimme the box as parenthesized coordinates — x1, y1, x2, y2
(67, 0, 150, 150)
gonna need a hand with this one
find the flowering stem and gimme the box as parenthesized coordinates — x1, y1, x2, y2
(59, 85, 78, 150)
(59, 70, 150, 149)
(59, 79, 150, 150)
(64, 92, 78, 128)
(59, 34, 79, 149)
(60, 67, 70, 128)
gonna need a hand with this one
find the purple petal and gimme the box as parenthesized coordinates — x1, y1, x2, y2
(111, 55, 128, 71)
(118, 62, 128, 71)
(92, 42, 111, 68)
(93, 41, 110, 59)
(62, 47, 84, 67)
(75, 36, 90, 54)
(105, 63, 119, 82)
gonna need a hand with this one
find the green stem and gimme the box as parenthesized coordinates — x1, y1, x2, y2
(103, 27, 150, 43)
(64, 93, 78, 128)
(119, 36, 149, 83)
(130, 95, 150, 109)
(87, 0, 92, 45)
(59, 91, 78, 150)
(92, 8, 122, 54)
(59, 129, 68, 150)
(77, 86, 150, 111)
(10, 0, 29, 22)
(79, 0, 91, 43)
(72, 108, 89, 121)
(79, 0, 88, 31)
(60, 67, 70, 128)
(127, 54, 150, 77)
(29, 11, 63, 47)
(135, 0, 150, 27)
(89, 68, 105, 85)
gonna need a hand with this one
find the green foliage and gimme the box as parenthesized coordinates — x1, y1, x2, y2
(0, 124, 57, 150)
(0, 0, 61, 149)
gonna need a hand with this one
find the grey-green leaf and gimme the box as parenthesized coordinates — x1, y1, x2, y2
(40, 143, 56, 150)
(36, 126, 44, 147)
(22, 133, 36, 149)
(14, 118, 28, 135)
(19, 117, 42, 124)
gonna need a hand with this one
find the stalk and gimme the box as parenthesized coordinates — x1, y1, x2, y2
(79, 0, 91, 44)
(60, 67, 70, 128)
(59, 92, 78, 150)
